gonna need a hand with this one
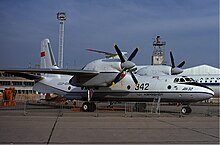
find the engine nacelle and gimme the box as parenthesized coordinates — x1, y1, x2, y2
(69, 72, 118, 87)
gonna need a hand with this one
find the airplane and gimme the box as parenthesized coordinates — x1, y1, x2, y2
(0, 39, 214, 114)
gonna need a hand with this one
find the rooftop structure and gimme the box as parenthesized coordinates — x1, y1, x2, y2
(182, 65, 220, 75)
(151, 36, 166, 65)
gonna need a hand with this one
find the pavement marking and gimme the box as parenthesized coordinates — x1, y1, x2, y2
(47, 114, 60, 144)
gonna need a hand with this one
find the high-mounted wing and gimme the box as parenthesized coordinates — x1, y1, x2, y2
(0, 68, 99, 76)
(0, 67, 117, 87)
(4, 71, 42, 81)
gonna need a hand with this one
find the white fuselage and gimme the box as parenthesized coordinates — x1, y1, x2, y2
(33, 74, 214, 103)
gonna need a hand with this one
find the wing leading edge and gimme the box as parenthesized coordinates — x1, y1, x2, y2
(0, 68, 119, 87)
(0, 68, 99, 77)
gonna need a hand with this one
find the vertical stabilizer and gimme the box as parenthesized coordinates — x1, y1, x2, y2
(40, 39, 58, 69)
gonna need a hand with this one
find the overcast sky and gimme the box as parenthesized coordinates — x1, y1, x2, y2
(0, 0, 219, 69)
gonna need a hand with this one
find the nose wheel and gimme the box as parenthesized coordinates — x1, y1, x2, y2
(181, 106, 192, 115)
(82, 102, 96, 112)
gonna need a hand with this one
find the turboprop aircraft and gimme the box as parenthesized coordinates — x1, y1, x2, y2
(0, 39, 214, 114)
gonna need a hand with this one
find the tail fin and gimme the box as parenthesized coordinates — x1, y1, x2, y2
(40, 39, 59, 69)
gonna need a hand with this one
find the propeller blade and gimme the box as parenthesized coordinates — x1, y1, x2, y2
(112, 70, 126, 85)
(112, 73, 122, 84)
(170, 50, 175, 68)
(130, 72, 138, 85)
(128, 48, 139, 61)
(114, 44, 125, 63)
(177, 61, 185, 68)
(113, 43, 139, 85)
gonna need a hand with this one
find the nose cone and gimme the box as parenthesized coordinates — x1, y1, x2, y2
(203, 87, 215, 100)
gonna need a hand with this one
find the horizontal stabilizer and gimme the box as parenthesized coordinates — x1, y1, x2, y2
(86, 48, 127, 58)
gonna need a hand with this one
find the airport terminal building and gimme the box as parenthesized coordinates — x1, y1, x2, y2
(0, 72, 40, 100)
(182, 64, 220, 75)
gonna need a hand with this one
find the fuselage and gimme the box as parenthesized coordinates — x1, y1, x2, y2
(33, 74, 214, 103)
(33, 56, 215, 103)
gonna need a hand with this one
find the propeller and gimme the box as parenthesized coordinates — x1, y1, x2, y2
(112, 44, 139, 85)
(170, 50, 185, 75)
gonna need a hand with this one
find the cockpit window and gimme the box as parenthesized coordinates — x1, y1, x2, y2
(185, 78, 190, 82)
(174, 77, 195, 83)
(180, 78, 185, 82)
(190, 78, 194, 82)
(174, 78, 179, 83)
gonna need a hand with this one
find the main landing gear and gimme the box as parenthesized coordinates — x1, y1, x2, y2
(181, 105, 192, 115)
(81, 89, 97, 112)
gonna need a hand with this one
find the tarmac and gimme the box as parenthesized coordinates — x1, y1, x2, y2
(0, 103, 219, 144)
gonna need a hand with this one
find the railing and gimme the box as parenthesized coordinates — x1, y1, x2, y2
(0, 100, 219, 117)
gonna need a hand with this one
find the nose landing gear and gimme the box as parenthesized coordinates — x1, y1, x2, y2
(181, 106, 192, 115)
(82, 102, 96, 112)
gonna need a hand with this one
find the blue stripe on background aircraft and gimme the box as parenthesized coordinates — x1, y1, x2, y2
(0, 39, 216, 114)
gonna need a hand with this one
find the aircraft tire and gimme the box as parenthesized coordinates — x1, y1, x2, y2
(187, 107, 192, 114)
(90, 102, 96, 112)
(82, 102, 96, 112)
(181, 106, 192, 115)
(82, 102, 89, 112)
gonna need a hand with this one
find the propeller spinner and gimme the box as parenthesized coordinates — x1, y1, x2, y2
(112, 44, 139, 85)
(170, 50, 185, 75)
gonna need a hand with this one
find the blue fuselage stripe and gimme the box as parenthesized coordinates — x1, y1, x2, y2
(201, 83, 220, 86)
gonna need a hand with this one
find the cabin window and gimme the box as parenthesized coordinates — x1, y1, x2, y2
(167, 85, 171, 89)
(127, 85, 131, 90)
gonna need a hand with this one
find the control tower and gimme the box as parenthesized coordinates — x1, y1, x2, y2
(57, 12, 66, 68)
(151, 36, 166, 65)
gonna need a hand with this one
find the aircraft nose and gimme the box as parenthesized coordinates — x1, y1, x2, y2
(204, 87, 215, 99)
